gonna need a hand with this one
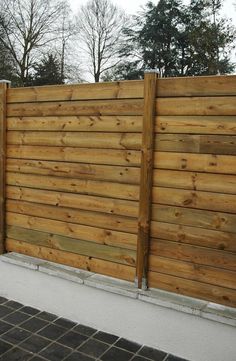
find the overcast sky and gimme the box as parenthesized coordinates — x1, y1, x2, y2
(69, 0, 236, 21)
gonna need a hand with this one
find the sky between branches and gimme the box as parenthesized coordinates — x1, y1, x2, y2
(69, 0, 236, 20)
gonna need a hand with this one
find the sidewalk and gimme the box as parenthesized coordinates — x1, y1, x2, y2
(0, 296, 188, 361)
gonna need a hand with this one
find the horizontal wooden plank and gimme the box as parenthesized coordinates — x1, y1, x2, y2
(7, 186, 138, 217)
(7, 76, 236, 104)
(6, 239, 135, 281)
(8, 115, 236, 135)
(148, 271, 236, 307)
(151, 220, 236, 252)
(7, 99, 143, 117)
(156, 75, 236, 97)
(7, 146, 141, 167)
(7, 159, 140, 185)
(7, 131, 142, 150)
(155, 134, 236, 155)
(154, 152, 236, 174)
(7, 173, 139, 201)
(7, 226, 136, 266)
(7, 81, 144, 103)
(7, 115, 143, 132)
(10, 131, 236, 155)
(150, 239, 236, 272)
(149, 255, 236, 289)
(155, 115, 236, 135)
(6, 212, 137, 250)
(7, 200, 137, 234)
(152, 204, 236, 235)
(152, 187, 236, 213)
(153, 169, 236, 194)
(156, 97, 236, 116)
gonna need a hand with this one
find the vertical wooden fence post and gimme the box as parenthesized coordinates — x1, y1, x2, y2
(0, 80, 10, 254)
(136, 70, 158, 289)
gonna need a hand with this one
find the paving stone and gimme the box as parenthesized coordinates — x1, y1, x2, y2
(0, 339, 12, 355)
(1, 327, 31, 344)
(78, 338, 110, 358)
(0, 305, 13, 318)
(20, 334, 51, 353)
(64, 351, 95, 361)
(0, 297, 7, 305)
(37, 311, 58, 322)
(3, 311, 31, 325)
(58, 330, 88, 349)
(138, 346, 167, 361)
(166, 355, 189, 361)
(115, 338, 141, 353)
(93, 330, 119, 344)
(53, 317, 77, 329)
(20, 306, 40, 316)
(38, 323, 67, 340)
(132, 357, 153, 361)
(21, 317, 48, 333)
(39, 342, 72, 361)
(4, 301, 23, 310)
(0, 347, 33, 360)
(73, 324, 97, 336)
(101, 346, 133, 361)
(0, 320, 13, 335)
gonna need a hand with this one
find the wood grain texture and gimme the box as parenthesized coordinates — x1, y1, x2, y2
(154, 152, 236, 174)
(7, 199, 137, 234)
(152, 186, 236, 213)
(7, 81, 144, 103)
(6, 239, 135, 281)
(149, 255, 236, 289)
(7, 99, 143, 117)
(7, 226, 136, 266)
(156, 75, 236, 97)
(136, 72, 157, 288)
(156, 97, 236, 116)
(6, 212, 137, 250)
(7, 145, 141, 167)
(155, 134, 236, 155)
(8, 131, 141, 150)
(7, 172, 140, 201)
(151, 220, 236, 252)
(7, 159, 140, 184)
(153, 169, 236, 194)
(150, 239, 236, 272)
(152, 204, 236, 235)
(7, 186, 139, 217)
(7, 76, 236, 104)
(155, 115, 236, 135)
(7, 115, 143, 132)
(148, 271, 236, 307)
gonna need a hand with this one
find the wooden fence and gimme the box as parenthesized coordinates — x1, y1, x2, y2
(0, 74, 236, 308)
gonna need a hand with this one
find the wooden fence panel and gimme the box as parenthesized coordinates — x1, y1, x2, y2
(149, 75, 236, 308)
(5, 80, 143, 281)
(3, 75, 236, 307)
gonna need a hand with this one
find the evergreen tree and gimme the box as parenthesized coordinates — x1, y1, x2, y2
(32, 54, 63, 86)
(186, 0, 235, 75)
(112, 0, 235, 79)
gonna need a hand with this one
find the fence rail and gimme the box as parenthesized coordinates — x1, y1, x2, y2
(1, 75, 236, 307)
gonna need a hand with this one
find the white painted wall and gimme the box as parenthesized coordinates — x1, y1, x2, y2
(0, 259, 236, 361)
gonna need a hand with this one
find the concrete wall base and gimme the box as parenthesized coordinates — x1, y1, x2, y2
(0, 254, 236, 361)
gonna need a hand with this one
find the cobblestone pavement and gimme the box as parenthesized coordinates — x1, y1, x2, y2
(0, 296, 189, 361)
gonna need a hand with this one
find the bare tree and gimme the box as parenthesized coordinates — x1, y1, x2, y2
(77, 0, 127, 82)
(0, 0, 64, 85)
(56, 0, 76, 82)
